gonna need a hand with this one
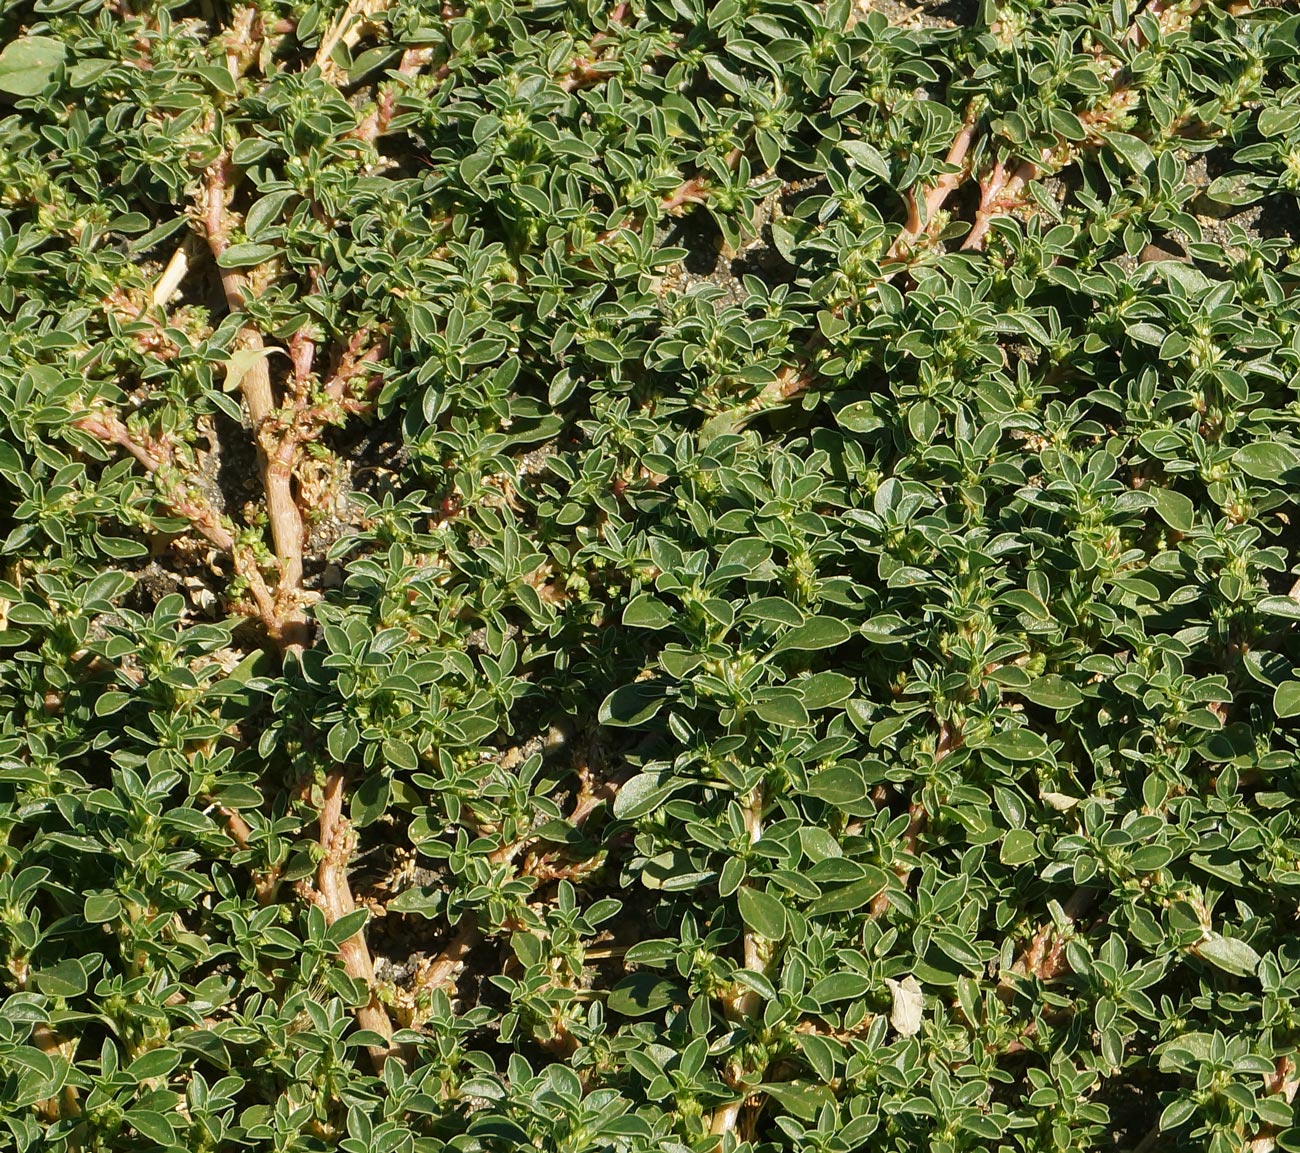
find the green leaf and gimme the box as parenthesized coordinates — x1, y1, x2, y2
(1260, 106, 1300, 137)
(1108, 132, 1154, 171)
(0, 37, 66, 96)
(760, 1081, 836, 1121)
(326, 908, 368, 945)
(6, 1049, 61, 1109)
(216, 243, 279, 269)
(796, 1032, 837, 1083)
(622, 594, 675, 629)
(1159, 1097, 1198, 1132)
(1275, 1127, 1300, 1153)
(1259, 596, 1300, 621)
(862, 614, 910, 643)
(1020, 676, 1083, 710)
(808, 973, 871, 1003)
(740, 597, 804, 625)
(231, 137, 278, 165)
(803, 765, 868, 804)
(999, 829, 1037, 866)
(385, 886, 442, 916)
(998, 595, 1050, 621)
(126, 1110, 176, 1145)
(796, 671, 855, 709)
(1195, 933, 1260, 979)
(807, 871, 889, 917)
(463, 337, 507, 366)
(94, 691, 131, 717)
(1126, 322, 1165, 346)
(751, 691, 809, 728)
(1235, 442, 1300, 481)
(1275, 682, 1300, 719)
(83, 894, 122, 924)
(327, 719, 360, 763)
(983, 728, 1051, 762)
(907, 400, 940, 444)
(1151, 487, 1194, 532)
(1190, 852, 1245, 886)
(245, 190, 297, 241)
(383, 738, 418, 772)
(612, 772, 686, 820)
(736, 885, 788, 940)
(1130, 843, 1172, 872)
(599, 682, 668, 727)
(126, 1048, 181, 1081)
(195, 62, 237, 95)
(835, 400, 883, 434)
(68, 59, 112, 88)
(1156, 1031, 1217, 1071)
(771, 617, 852, 653)
(32, 959, 87, 998)
(838, 139, 891, 181)
(931, 928, 983, 970)
(607, 973, 682, 1017)
(350, 773, 390, 827)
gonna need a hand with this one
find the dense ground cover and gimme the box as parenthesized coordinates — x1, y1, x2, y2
(1, 0, 1300, 1149)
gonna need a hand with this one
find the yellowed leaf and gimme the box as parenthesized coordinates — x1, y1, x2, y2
(223, 347, 285, 394)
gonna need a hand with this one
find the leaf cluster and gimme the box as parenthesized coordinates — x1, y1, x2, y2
(1, 0, 1300, 1152)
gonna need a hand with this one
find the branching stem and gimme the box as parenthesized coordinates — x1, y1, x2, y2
(73, 409, 281, 633)
(888, 107, 980, 258)
(962, 150, 1048, 252)
(217, 805, 282, 904)
(709, 784, 767, 1145)
(315, 770, 398, 1071)
(204, 159, 309, 651)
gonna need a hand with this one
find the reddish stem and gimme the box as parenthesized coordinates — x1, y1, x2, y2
(559, 3, 632, 92)
(888, 108, 979, 258)
(354, 47, 438, 143)
(961, 151, 1047, 252)
(288, 328, 315, 399)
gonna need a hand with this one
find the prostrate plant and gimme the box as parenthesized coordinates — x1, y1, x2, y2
(1, 0, 1300, 1151)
